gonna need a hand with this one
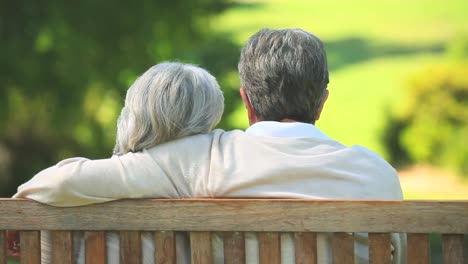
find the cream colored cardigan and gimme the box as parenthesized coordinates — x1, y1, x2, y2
(15, 128, 406, 263)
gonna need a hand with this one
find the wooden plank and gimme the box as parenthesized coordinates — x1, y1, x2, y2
(190, 231, 212, 264)
(332, 232, 354, 264)
(20, 231, 40, 264)
(442, 234, 466, 264)
(120, 231, 141, 264)
(1, 199, 468, 233)
(258, 232, 280, 264)
(407, 233, 430, 264)
(224, 231, 245, 264)
(85, 231, 107, 264)
(294, 232, 317, 264)
(0, 231, 6, 264)
(155, 231, 176, 264)
(51, 231, 73, 264)
(369, 233, 391, 264)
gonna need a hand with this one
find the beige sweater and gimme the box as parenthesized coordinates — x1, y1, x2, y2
(15, 125, 406, 263)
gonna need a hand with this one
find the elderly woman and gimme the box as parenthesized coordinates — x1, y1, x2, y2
(12, 62, 224, 263)
(15, 61, 224, 204)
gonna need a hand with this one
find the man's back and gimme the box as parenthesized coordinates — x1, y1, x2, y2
(206, 123, 402, 201)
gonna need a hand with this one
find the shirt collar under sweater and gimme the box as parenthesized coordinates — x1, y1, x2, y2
(245, 121, 332, 141)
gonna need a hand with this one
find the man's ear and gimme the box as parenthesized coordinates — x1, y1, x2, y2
(240, 87, 258, 125)
(314, 89, 329, 122)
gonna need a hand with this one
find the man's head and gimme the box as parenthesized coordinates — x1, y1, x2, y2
(238, 28, 329, 124)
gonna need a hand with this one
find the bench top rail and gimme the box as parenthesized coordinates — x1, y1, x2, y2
(0, 199, 467, 233)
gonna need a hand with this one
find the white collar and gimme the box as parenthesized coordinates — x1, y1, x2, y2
(245, 121, 332, 141)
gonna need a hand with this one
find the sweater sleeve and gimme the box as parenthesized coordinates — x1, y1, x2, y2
(13, 150, 184, 206)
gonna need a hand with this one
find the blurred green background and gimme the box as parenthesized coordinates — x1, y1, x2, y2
(1, 2, 468, 262)
(1, 0, 467, 200)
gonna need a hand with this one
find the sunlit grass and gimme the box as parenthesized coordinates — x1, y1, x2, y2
(399, 165, 468, 199)
(319, 54, 450, 157)
(403, 192, 468, 200)
(213, 0, 468, 45)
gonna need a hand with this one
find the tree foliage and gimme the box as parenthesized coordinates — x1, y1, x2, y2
(383, 63, 468, 175)
(0, 0, 242, 196)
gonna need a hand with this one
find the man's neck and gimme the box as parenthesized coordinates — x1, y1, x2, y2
(280, 118, 315, 124)
(280, 118, 302, 123)
(250, 117, 315, 126)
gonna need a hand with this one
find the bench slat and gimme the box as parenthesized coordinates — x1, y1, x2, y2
(51, 231, 73, 264)
(258, 232, 280, 264)
(190, 231, 212, 264)
(2, 199, 467, 233)
(155, 231, 176, 264)
(442, 234, 466, 264)
(20, 231, 40, 264)
(294, 232, 317, 264)
(1, 199, 467, 264)
(332, 232, 354, 264)
(120, 231, 141, 264)
(85, 231, 107, 264)
(407, 233, 430, 264)
(0, 231, 6, 264)
(369, 233, 391, 264)
(223, 231, 245, 264)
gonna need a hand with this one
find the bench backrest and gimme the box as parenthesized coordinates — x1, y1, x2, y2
(0, 198, 467, 264)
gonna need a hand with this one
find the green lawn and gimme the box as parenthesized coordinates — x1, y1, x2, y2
(318, 54, 445, 157)
(212, 0, 468, 159)
(212, 0, 468, 45)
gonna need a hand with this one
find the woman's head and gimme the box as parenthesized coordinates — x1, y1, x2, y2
(114, 62, 224, 155)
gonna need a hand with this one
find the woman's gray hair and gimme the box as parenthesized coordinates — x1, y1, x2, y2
(238, 28, 329, 123)
(113, 62, 224, 155)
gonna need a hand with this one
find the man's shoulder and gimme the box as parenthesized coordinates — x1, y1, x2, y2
(146, 129, 245, 153)
(183, 129, 246, 143)
(348, 145, 397, 172)
(346, 145, 402, 199)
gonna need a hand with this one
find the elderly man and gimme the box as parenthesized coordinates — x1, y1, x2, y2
(14, 28, 405, 263)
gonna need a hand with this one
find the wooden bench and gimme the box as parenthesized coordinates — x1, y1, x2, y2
(0, 198, 467, 264)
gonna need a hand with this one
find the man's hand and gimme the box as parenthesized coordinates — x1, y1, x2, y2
(6, 230, 20, 258)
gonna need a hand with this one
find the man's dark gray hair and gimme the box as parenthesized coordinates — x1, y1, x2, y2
(238, 28, 329, 123)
